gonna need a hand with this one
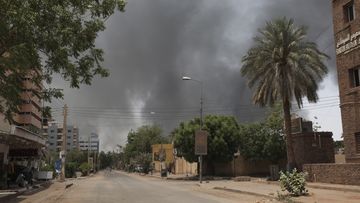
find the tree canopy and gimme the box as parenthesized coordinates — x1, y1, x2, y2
(123, 125, 168, 172)
(241, 17, 328, 168)
(238, 105, 286, 163)
(0, 0, 126, 122)
(173, 115, 240, 164)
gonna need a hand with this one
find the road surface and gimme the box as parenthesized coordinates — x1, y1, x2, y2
(6, 171, 272, 203)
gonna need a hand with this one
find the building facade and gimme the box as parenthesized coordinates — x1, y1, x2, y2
(79, 133, 100, 152)
(47, 122, 79, 152)
(333, 0, 360, 162)
(14, 72, 43, 134)
(0, 71, 46, 188)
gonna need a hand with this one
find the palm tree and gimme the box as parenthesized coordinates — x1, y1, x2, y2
(241, 17, 328, 169)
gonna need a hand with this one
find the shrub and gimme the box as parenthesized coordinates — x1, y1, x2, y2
(79, 162, 91, 176)
(279, 168, 308, 196)
(66, 162, 78, 178)
(40, 164, 54, 171)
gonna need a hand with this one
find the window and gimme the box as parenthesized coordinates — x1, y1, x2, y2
(344, 1, 355, 22)
(356, 133, 360, 153)
(68, 130, 72, 133)
(50, 130, 55, 133)
(349, 67, 360, 87)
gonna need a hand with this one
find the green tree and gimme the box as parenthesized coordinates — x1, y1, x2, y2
(79, 162, 91, 176)
(99, 151, 117, 169)
(173, 115, 240, 174)
(64, 150, 88, 177)
(66, 149, 88, 164)
(241, 17, 328, 168)
(133, 153, 152, 173)
(0, 0, 126, 122)
(123, 125, 168, 172)
(334, 140, 344, 153)
(238, 107, 286, 164)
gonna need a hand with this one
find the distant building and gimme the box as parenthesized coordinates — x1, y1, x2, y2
(47, 121, 79, 152)
(79, 133, 99, 152)
(332, 0, 360, 162)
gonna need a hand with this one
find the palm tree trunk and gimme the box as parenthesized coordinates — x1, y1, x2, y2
(283, 99, 296, 170)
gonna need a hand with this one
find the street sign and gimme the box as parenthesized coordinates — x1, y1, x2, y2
(195, 130, 208, 155)
(59, 150, 66, 158)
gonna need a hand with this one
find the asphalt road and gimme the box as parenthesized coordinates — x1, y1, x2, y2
(57, 171, 236, 203)
(4, 171, 271, 203)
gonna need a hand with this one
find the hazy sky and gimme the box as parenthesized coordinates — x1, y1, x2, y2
(49, 0, 341, 151)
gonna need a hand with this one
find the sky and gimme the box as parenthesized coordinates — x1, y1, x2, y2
(49, 0, 342, 151)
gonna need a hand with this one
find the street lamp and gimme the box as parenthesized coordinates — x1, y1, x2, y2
(181, 76, 203, 129)
(182, 75, 204, 183)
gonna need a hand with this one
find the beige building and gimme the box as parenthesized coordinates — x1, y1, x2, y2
(0, 72, 46, 188)
(14, 73, 43, 134)
(151, 144, 174, 172)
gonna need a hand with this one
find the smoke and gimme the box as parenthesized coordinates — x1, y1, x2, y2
(49, 0, 337, 151)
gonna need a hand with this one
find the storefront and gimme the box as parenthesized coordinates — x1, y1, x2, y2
(0, 126, 46, 189)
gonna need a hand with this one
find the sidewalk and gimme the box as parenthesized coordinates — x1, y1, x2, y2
(146, 172, 197, 180)
(147, 172, 230, 181)
(199, 180, 360, 203)
(141, 172, 360, 202)
(0, 178, 77, 202)
(0, 180, 52, 200)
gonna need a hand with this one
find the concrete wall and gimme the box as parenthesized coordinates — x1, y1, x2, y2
(303, 163, 360, 185)
(174, 157, 197, 175)
(335, 154, 346, 163)
(205, 155, 277, 177)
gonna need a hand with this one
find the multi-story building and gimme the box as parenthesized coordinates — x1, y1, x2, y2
(47, 122, 79, 152)
(79, 133, 100, 152)
(0, 71, 46, 188)
(14, 73, 43, 134)
(333, 0, 360, 162)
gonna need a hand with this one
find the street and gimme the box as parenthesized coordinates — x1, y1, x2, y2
(5, 171, 272, 203)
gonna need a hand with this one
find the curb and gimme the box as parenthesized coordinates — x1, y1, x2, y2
(307, 184, 360, 193)
(255, 180, 360, 194)
(213, 187, 272, 199)
(213, 187, 303, 203)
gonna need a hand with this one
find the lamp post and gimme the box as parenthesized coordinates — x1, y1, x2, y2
(182, 76, 203, 129)
(182, 76, 204, 183)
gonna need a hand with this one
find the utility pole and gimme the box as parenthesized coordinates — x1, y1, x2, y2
(60, 104, 68, 181)
(88, 134, 91, 174)
(199, 82, 203, 184)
